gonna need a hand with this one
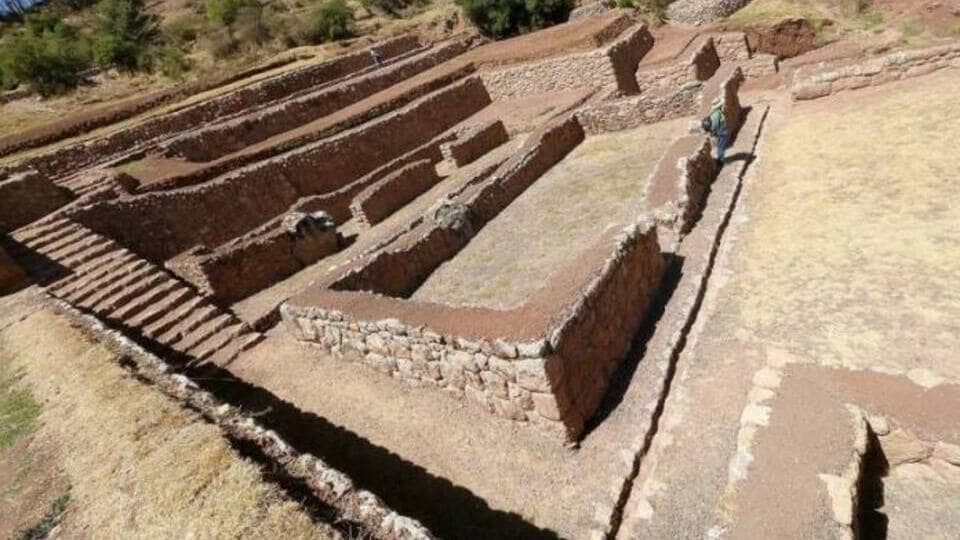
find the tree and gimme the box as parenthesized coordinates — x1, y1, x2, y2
(300, 0, 354, 44)
(92, 0, 158, 70)
(0, 12, 91, 95)
(457, 0, 571, 39)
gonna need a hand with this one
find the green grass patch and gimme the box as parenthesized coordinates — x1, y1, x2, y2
(16, 493, 70, 540)
(858, 9, 884, 30)
(0, 368, 41, 451)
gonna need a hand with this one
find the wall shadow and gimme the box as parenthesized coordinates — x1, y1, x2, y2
(105, 318, 560, 540)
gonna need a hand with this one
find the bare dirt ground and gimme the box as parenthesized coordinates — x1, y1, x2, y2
(413, 117, 689, 309)
(621, 69, 960, 539)
(0, 303, 340, 539)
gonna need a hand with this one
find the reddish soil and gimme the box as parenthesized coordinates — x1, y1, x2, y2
(728, 365, 960, 539)
(639, 24, 703, 66)
(875, 0, 960, 34)
(744, 18, 818, 59)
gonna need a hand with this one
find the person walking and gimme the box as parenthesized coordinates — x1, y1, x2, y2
(370, 49, 383, 68)
(702, 98, 727, 166)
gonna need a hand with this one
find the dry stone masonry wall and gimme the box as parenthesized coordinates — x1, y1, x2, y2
(162, 40, 471, 162)
(350, 160, 440, 228)
(333, 115, 585, 298)
(69, 77, 492, 263)
(479, 23, 654, 99)
(0, 170, 73, 233)
(282, 217, 664, 442)
(791, 42, 960, 100)
(667, 0, 754, 25)
(7, 36, 421, 180)
(439, 120, 509, 167)
(165, 212, 339, 304)
(635, 36, 721, 96)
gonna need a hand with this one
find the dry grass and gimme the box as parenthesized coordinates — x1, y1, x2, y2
(413, 117, 688, 309)
(0, 309, 340, 539)
(720, 68, 960, 378)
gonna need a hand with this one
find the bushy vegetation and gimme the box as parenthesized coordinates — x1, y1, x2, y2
(92, 0, 158, 70)
(0, 0, 181, 94)
(457, 0, 573, 38)
(300, 0, 354, 44)
(0, 12, 91, 95)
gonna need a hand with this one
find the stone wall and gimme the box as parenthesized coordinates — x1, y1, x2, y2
(439, 120, 509, 167)
(163, 40, 470, 162)
(333, 115, 585, 297)
(700, 65, 745, 140)
(0, 170, 72, 233)
(281, 216, 664, 442)
(712, 31, 751, 62)
(569, 0, 612, 21)
(791, 42, 960, 100)
(667, 0, 753, 25)
(576, 81, 703, 134)
(145, 63, 476, 193)
(9, 36, 421, 179)
(635, 36, 720, 96)
(740, 53, 779, 79)
(479, 23, 653, 99)
(166, 216, 338, 304)
(350, 160, 440, 228)
(70, 77, 491, 263)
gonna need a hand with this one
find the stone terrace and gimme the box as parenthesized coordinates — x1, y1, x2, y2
(4, 10, 946, 538)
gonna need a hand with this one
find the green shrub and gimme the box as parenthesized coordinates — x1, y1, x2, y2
(0, 14, 92, 95)
(92, 0, 158, 71)
(201, 25, 237, 57)
(154, 45, 191, 78)
(206, 0, 258, 27)
(457, 0, 572, 39)
(300, 0, 354, 44)
(162, 14, 203, 47)
(359, 0, 414, 16)
(233, 3, 270, 46)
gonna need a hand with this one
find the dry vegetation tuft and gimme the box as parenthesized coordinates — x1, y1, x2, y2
(0, 309, 340, 539)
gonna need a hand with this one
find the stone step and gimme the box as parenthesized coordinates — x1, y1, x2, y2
(67, 260, 150, 305)
(156, 304, 220, 346)
(205, 331, 264, 367)
(127, 286, 194, 330)
(173, 313, 233, 353)
(142, 296, 206, 340)
(32, 227, 90, 255)
(187, 323, 247, 362)
(25, 223, 83, 252)
(52, 253, 138, 299)
(60, 239, 122, 268)
(77, 263, 156, 308)
(12, 218, 69, 245)
(91, 272, 167, 315)
(109, 279, 181, 322)
(46, 234, 110, 264)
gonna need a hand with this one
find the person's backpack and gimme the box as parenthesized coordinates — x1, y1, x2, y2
(701, 115, 713, 134)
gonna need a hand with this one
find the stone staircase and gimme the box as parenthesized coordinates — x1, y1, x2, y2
(8, 218, 262, 366)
